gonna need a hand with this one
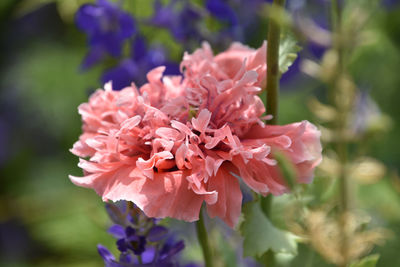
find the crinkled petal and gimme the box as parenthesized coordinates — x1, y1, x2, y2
(207, 167, 242, 227)
(70, 166, 205, 222)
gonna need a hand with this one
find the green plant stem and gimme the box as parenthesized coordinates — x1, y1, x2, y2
(138, 255, 143, 264)
(196, 209, 214, 267)
(261, 194, 273, 218)
(262, 1, 286, 266)
(337, 139, 349, 267)
(331, 1, 350, 266)
(266, 0, 286, 125)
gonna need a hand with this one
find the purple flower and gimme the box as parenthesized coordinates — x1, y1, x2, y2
(204, 0, 269, 48)
(171, 3, 204, 44)
(149, 0, 177, 29)
(206, 0, 238, 27)
(101, 59, 138, 90)
(76, 0, 136, 69)
(98, 202, 189, 266)
(101, 35, 180, 90)
(148, 0, 204, 48)
(382, 0, 400, 8)
(108, 225, 147, 255)
(97, 245, 121, 267)
(147, 226, 169, 242)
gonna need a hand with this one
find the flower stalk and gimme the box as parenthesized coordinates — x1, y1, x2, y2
(196, 209, 214, 267)
(262, 0, 286, 266)
(266, 0, 286, 125)
(331, 0, 351, 266)
(262, 0, 286, 217)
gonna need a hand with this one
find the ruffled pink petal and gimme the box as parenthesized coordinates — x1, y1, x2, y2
(155, 127, 182, 140)
(171, 120, 192, 136)
(175, 144, 187, 169)
(191, 109, 211, 133)
(190, 182, 218, 205)
(231, 156, 269, 194)
(70, 167, 205, 222)
(136, 151, 174, 179)
(214, 41, 266, 86)
(120, 115, 141, 131)
(70, 133, 96, 158)
(243, 121, 322, 184)
(232, 155, 288, 196)
(133, 169, 205, 221)
(205, 156, 224, 177)
(207, 167, 242, 228)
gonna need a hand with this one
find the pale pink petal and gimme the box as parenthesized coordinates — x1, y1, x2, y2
(175, 144, 187, 169)
(152, 138, 174, 153)
(171, 120, 192, 135)
(70, 167, 205, 222)
(191, 109, 211, 133)
(136, 170, 205, 222)
(205, 156, 215, 177)
(155, 127, 182, 140)
(231, 156, 269, 194)
(243, 121, 322, 185)
(120, 115, 141, 130)
(136, 151, 174, 179)
(70, 133, 96, 158)
(207, 167, 242, 228)
(190, 183, 218, 205)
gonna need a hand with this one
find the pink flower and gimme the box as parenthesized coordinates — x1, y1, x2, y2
(181, 41, 268, 137)
(70, 42, 322, 228)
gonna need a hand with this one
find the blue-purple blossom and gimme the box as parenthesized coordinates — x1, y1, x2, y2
(149, 0, 204, 48)
(76, 0, 136, 69)
(382, 0, 400, 8)
(204, 0, 269, 49)
(98, 202, 189, 266)
(101, 35, 180, 90)
(206, 0, 238, 27)
(75, 0, 271, 90)
(110, 225, 147, 255)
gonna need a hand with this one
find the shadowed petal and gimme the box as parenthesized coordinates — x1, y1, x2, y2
(207, 167, 242, 228)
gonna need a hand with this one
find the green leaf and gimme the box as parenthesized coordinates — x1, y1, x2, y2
(240, 201, 298, 257)
(274, 151, 297, 191)
(279, 32, 301, 75)
(350, 254, 380, 267)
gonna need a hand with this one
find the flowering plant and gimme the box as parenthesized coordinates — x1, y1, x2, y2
(67, 0, 391, 266)
(70, 41, 322, 228)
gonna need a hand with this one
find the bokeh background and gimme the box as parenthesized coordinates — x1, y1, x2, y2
(0, 0, 399, 266)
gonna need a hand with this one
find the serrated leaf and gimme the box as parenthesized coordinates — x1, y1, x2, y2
(279, 32, 301, 74)
(240, 201, 298, 257)
(349, 254, 380, 267)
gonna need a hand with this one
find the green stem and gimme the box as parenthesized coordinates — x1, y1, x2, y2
(266, 0, 286, 125)
(261, 194, 273, 218)
(338, 141, 349, 267)
(138, 255, 143, 264)
(196, 209, 214, 267)
(262, 1, 286, 266)
(331, 0, 341, 33)
(331, 1, 350, 266)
